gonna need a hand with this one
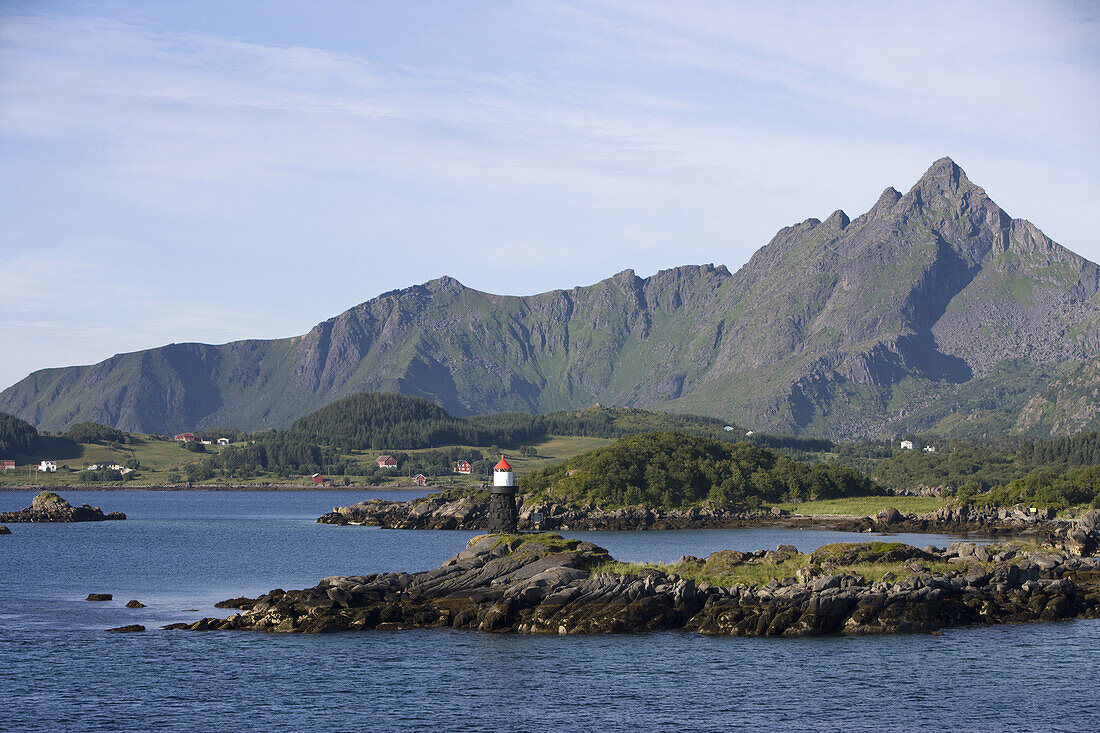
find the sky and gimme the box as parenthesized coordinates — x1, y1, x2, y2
(1, 0, 1097, 390)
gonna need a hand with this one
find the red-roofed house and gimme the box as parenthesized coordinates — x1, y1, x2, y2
(311, 473, 325, 485)
(174, 433, 197, 442)
(413, 474, 428, 486)
(455, 460, 471, 474)
(376, 455, 398, 469)
(0, 460, 15, 470)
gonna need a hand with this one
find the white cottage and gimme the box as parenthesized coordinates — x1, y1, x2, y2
(38, 460, 57, 472)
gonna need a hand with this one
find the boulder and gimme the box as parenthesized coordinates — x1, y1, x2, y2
(86, 593, 113, 601)
(876, 507, 903, 525)
(106, 624, 145, 633)
(0, 524, 10, 534)
(125, 599, 146, 608)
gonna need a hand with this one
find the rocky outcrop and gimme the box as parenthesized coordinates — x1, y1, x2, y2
(179, 533, 1100, 637)
(106, 625, 145, 633)
(86, 593, 113, 601)
(0, 524, 10, 534)
(317, 495, 1067, 537)
(0, 491, 126, 523)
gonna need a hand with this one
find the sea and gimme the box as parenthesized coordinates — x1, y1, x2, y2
(1, 490, 1096, 732)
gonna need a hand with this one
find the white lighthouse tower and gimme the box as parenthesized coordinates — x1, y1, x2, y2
(488, 454, 517, 532)
(493, 455, 514, 488)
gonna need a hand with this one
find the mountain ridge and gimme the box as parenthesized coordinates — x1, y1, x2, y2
(4, 158, 1099, 438)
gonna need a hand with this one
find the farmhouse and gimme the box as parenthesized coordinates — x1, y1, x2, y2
(0, 459, 15, 470)
(38, 460, 57, 472)
(174, 433, 197, 442)
(413, 474, 428, 486)
(900, 440, 915, 450)
(217, 438, 230, 446)
(376, 455, 398, 469)
(455, 460, 472, 474)
(311, 473, 325, 485)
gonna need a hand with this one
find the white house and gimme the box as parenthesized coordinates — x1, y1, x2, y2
(745, 430, 755, 436)
(924, 445, 937, 453)
(217, 437, 230, 446)
(900, 440, 914, 450)
(723, 426, 734, 432)
(38, 460, 57, 472)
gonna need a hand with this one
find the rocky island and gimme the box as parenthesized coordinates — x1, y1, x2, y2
(0, 490, 126, 523)
(180, 513, 1100, 637)
(317, 493, 1066, 537)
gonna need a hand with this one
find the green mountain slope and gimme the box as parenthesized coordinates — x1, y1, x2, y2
(3, 158, 1098, 438)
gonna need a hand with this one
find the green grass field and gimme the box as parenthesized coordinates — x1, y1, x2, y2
(773, 496, 951, 516)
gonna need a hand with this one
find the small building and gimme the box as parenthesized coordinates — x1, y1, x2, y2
(216, 438, 230, 446)
(200, 440, 212, 446)
(174, 433, 197, 442)
(723, 426, 734, 432)
(924, 445, 937, 453)
(745, 430, 754, 437)
(900, 440, 914, 450)
(0, 459, 15, 470)
(376, 455, 398, 469)
(455, 460, 472, 474)
(311, 473, 325, 485)
(413, 474, 428, 486)
(38, 460, 57, 472)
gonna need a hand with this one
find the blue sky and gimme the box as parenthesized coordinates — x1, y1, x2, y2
(1, 0, 1098, 390)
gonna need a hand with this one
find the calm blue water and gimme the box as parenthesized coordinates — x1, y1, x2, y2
(1, 491, 1097, 732)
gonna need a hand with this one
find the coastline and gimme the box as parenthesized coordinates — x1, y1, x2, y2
(0, 484, 433, 492)
(318, 494, 1077, 539)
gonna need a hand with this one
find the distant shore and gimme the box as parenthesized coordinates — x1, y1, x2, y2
(0, 484, 436, 492)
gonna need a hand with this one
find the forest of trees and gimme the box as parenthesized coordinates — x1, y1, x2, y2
(63, 422, 130, 445)
(817, 431, 1100, 508)
(522, 431, 879, 510)
(285, 393, 748, 451)
(0, 412, 38, 457)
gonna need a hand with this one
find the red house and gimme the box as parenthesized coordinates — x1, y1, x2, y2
(413, 474, 428, 486)
(0, 460, 15, 470)
(455, 460, 471, 474)
(376, 455, 398, 469)
(174, 433, 197, 442)
(311, 473, 325, 485)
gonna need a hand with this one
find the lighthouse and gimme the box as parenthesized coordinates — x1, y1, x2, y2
(487, 455, 518, 533)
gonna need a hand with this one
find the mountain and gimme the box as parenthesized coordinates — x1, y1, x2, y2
(3, 158, 1098, 438)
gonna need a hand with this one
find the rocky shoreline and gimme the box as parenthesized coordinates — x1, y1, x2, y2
(317, 493, 1068, 537)
(179, 512, 1100, 637)
(0, 491, 126, 523)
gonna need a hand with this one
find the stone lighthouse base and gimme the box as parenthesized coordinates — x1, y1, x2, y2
(487, 491, 518, 533)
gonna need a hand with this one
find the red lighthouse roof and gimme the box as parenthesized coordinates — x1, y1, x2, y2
(493, 455, 512, 471)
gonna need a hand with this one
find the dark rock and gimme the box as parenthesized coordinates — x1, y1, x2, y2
(106, 624, 145, 633)
(86, 593, 113, 601)
(0, 525, 10, 534)
(0, 491, 124, 523)
(876, 507, 903, 525)
(125, 599, 146, 608)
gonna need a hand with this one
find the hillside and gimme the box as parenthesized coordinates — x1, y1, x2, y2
(3, 158, 1098, 438)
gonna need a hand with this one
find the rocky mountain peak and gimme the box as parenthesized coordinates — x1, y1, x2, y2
(424, 275, 466, 294)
